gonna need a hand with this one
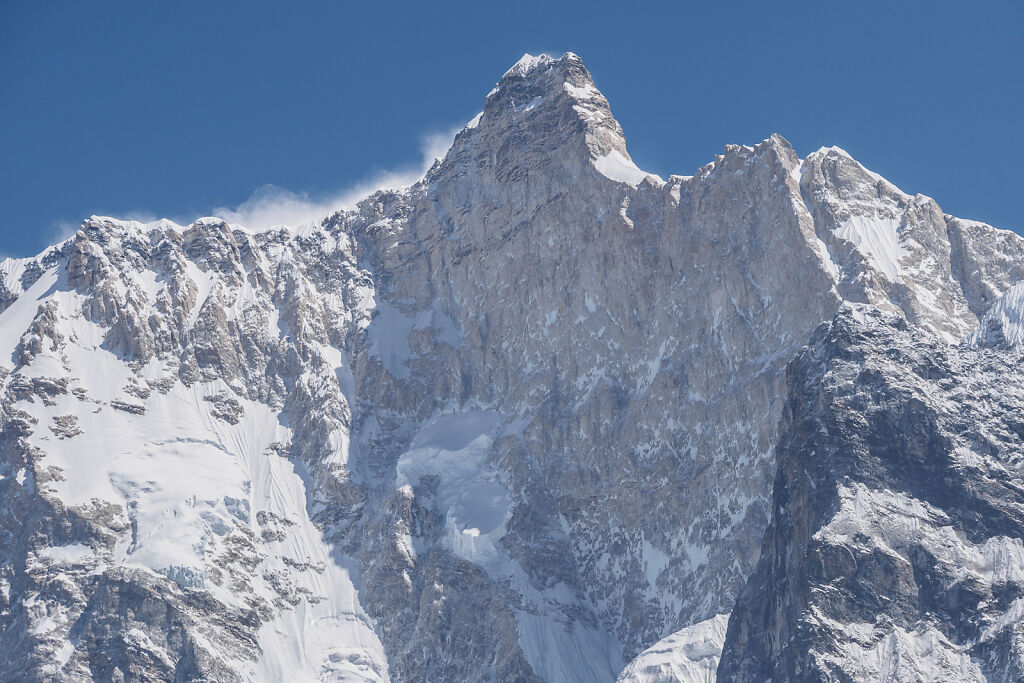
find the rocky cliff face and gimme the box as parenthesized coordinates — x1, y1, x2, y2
(0, 52, 1022, 681)
(718, 305, 1024, 681)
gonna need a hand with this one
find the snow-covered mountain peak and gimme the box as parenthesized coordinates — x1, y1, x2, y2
(804, 144, 908, 200)
(493, 51, 587, 88)
(84, 215, 188, 233)
(697, 133, 801, 180)
(499, 52, 557, 79)
(450, 51, 663, 188)
(4, 51, 1024, 682)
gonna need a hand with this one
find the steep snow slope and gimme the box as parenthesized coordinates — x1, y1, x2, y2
(616, 614, 728, 683)
(1, 52, 1023, 681)
(0, 220, 389, 681)
(966, 280, 1024, 349)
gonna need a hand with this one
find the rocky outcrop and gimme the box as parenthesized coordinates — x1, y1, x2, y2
(719, 305, 1024, 681)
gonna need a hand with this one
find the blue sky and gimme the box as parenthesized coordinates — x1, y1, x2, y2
(2, 1, 1022, 257)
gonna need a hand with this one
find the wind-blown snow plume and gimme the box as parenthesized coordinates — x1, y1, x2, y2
(212, 126, 462, 231)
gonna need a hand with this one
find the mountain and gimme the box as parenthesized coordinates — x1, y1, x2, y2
(1, 51, 1022, 681)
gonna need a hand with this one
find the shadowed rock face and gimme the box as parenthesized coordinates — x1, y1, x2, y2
(0, 52, 1022, 681)
(719, 306, 1024, 682)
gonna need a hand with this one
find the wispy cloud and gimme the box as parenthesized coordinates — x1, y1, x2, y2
(51, 220, 84, 244)
(21, 122, 467, 259)
(212, 125, 462, 232)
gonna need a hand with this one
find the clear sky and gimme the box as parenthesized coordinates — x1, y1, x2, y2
(2, 1, 1022, 257)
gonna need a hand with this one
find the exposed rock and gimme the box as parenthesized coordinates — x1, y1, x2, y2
(719, 306, 1024, 681)
(203, 392, 244, 424)
(109, 400, 146, 416)
(49, 415, 82, 439)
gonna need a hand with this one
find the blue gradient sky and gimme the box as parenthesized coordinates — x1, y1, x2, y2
(2, 1, 1021, 257)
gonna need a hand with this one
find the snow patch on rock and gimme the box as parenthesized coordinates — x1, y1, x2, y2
(396, 411, 509, 566)
(834, 215, 903, 281)
(616, 613, 729, 683)
(966, 280, 1024, 349)
(594, 150, 651, 186)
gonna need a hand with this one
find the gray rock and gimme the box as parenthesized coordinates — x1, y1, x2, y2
(719, 305, 1024, 681)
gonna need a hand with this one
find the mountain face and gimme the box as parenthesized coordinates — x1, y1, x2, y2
(719, 305, 1024, 681)
(1, 51, 1022, 681)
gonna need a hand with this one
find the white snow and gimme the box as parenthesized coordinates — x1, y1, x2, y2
(565, 82, 599, 99)
(3, 259, 390, 681)
(828, 621, 985, 682)
(815, 482, 1024, 679)
(834, 215, 903, 280)
(502, 53, 552, 79)
(184, 263, 217, 329)
(966, 280, 1024, 348)
(593, 150, 651, 187)
(392, 409, 625, 680)
(37, 544, 94, 565)
(393, 408, 626, 681)
(813, 235, 841, 282)
(1, 256, 28, 294)
(517, 611, 625, 683)
(396, 411, 510, 566)
(89, 215, 185, 232)
(0, 265, 59, 365)
(616, 613, 729, 683)
(251, 422, 390, 682)
(522, 96, 544, 113)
